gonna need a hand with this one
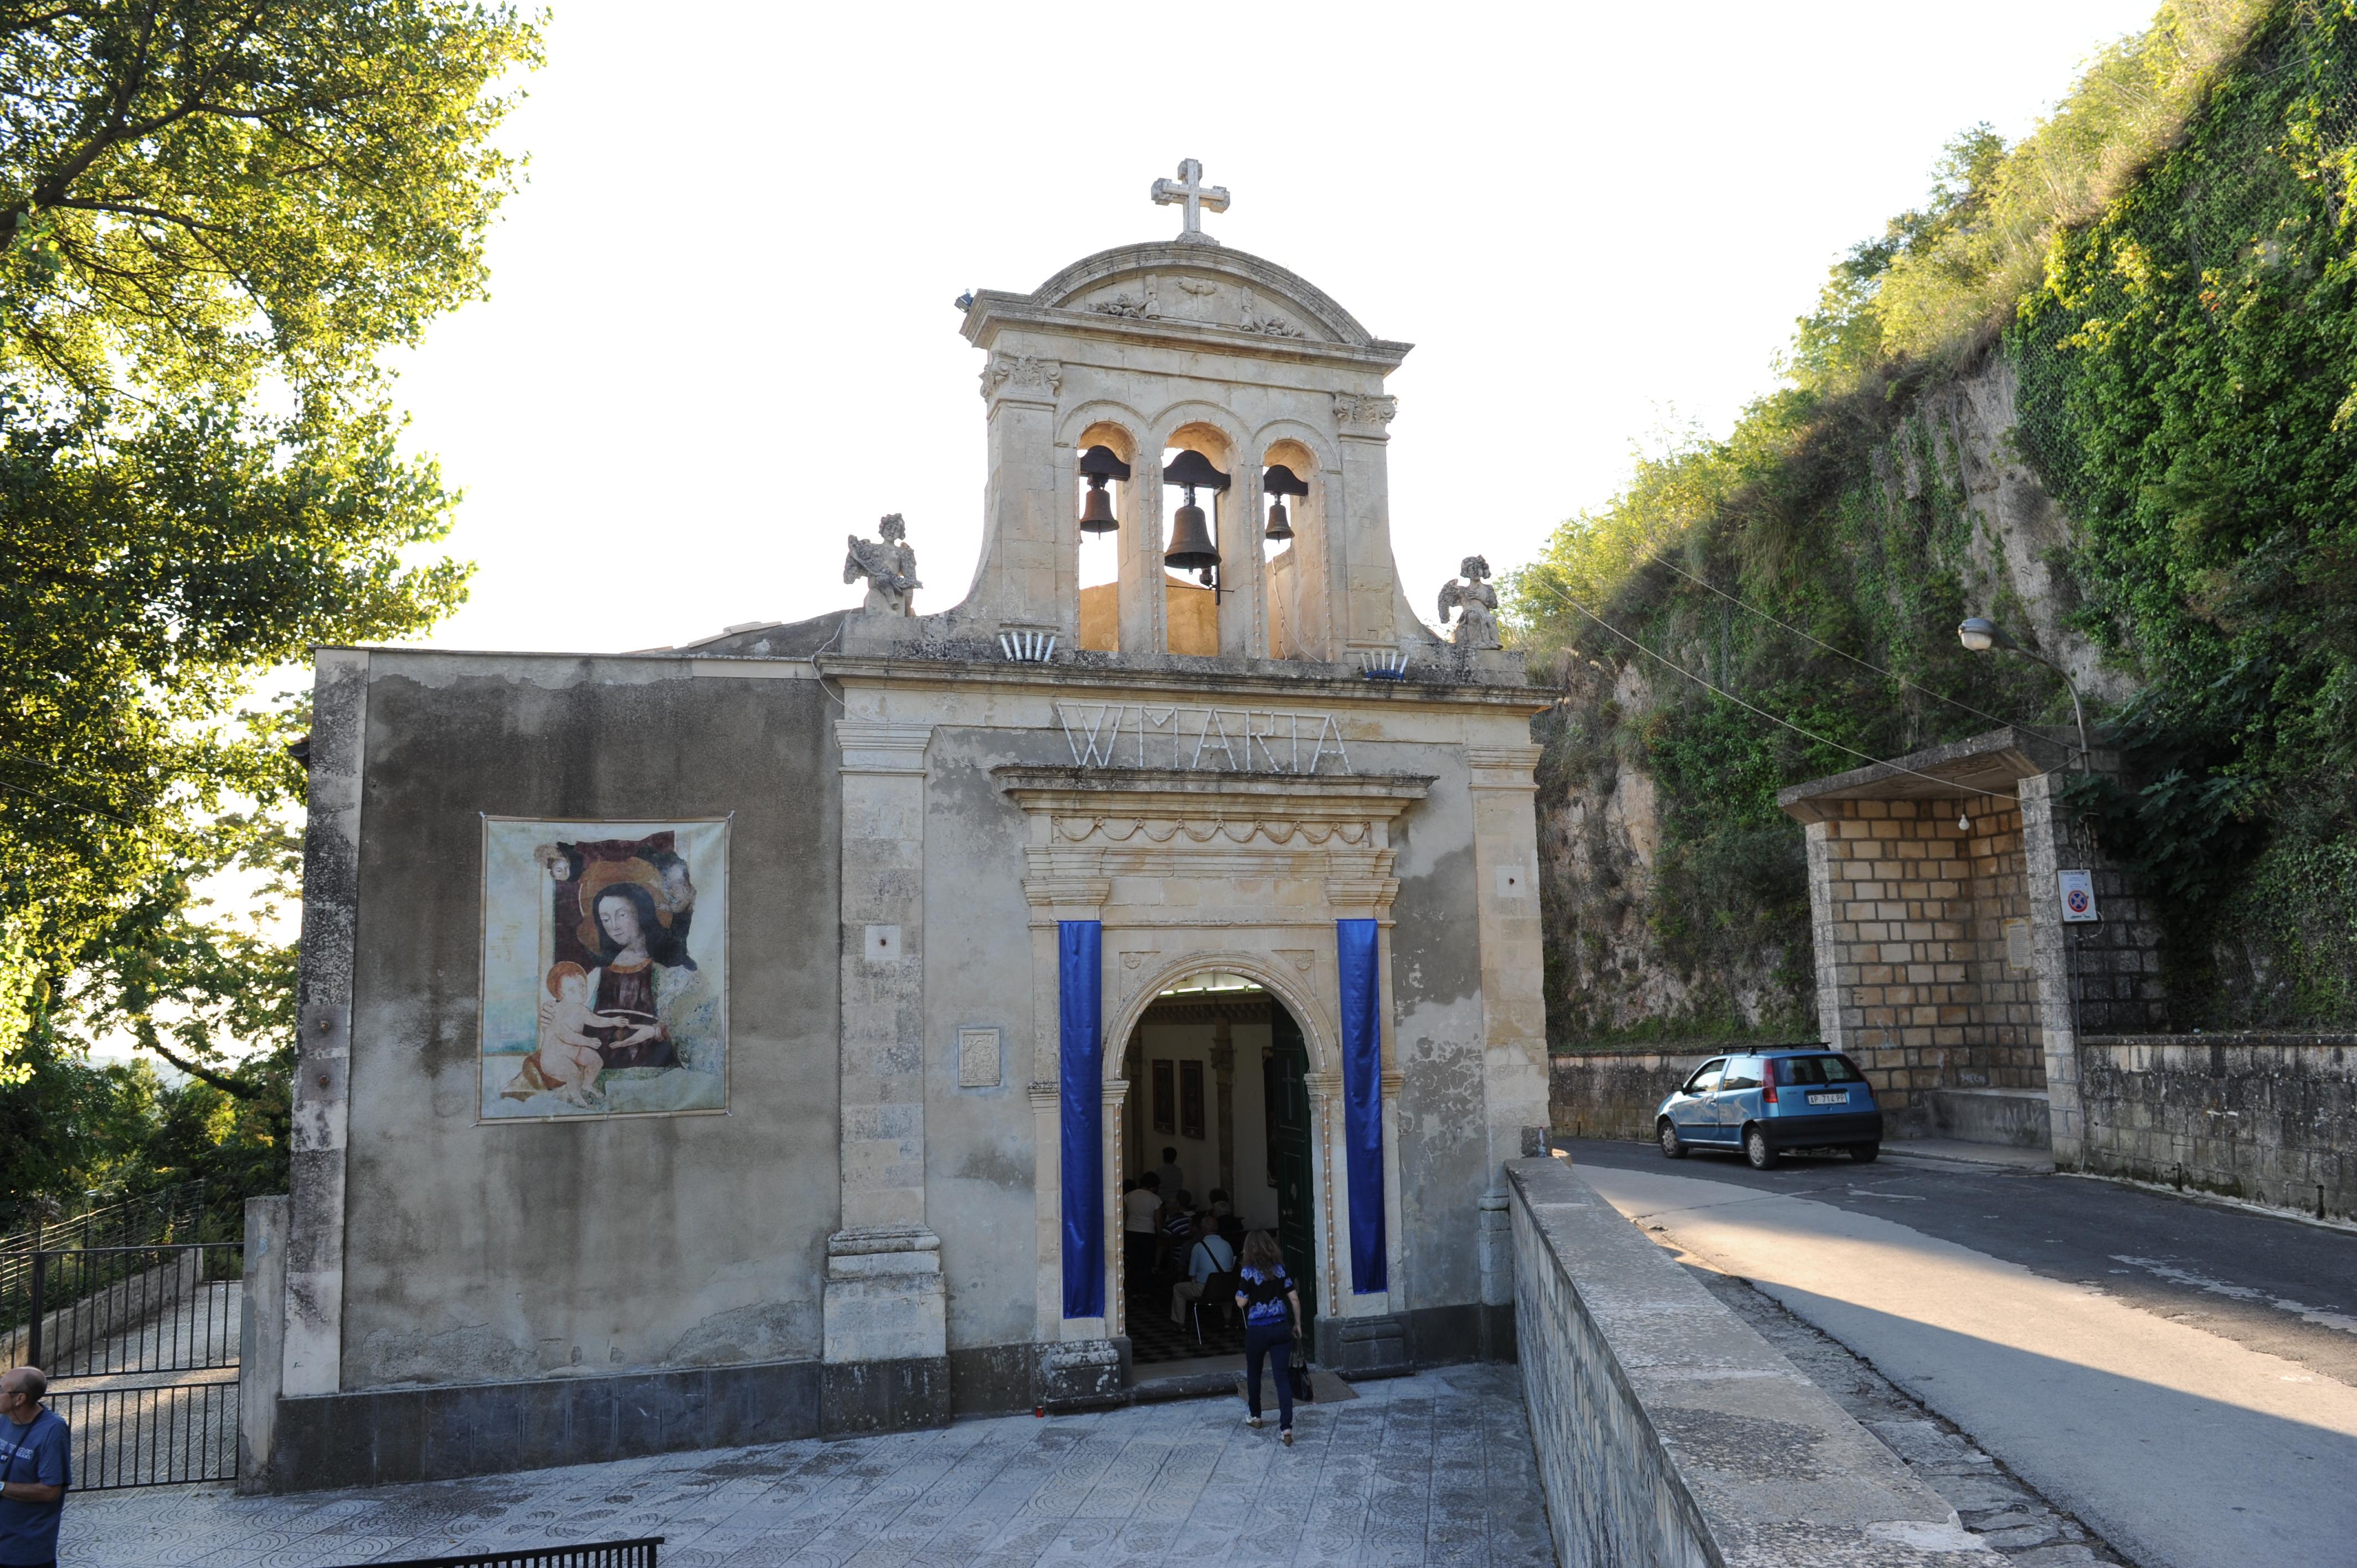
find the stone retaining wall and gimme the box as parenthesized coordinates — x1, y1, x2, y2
(1546, 1053, 1708, 1143)
(1507, 1154, 1985, 1566)
(2079, 1034, 2356, 1220)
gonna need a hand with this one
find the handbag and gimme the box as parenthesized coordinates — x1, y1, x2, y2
(1286, 1354, 1315, 1404)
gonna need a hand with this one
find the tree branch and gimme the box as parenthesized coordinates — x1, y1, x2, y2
(137, 1029, 261, 1100)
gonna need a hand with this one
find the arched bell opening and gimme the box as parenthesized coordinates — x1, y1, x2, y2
(1260, 440, 1318, 661)
(1160, 422, 1233, 658)
(1115, 968, 1317, 1368)
(1073, 421, 1137, 652)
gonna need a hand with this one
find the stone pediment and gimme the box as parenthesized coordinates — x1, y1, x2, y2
(960, 243, 1411, 367)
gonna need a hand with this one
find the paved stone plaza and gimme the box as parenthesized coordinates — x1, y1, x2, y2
(68, 1367, 1552, 1568)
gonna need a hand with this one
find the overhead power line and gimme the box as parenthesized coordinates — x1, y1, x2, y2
(1629, 547, 2027, 735)
(1535, 582, 2015, 802)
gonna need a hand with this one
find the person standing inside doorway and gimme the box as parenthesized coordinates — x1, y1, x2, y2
(0, 1368, 68, 1568)
(1234, 1231, 1303, 1444)
(1153, 1147, 1185, 1203)
(1123, 1173, 1164, 1292)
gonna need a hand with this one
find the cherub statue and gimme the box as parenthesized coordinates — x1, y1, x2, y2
(845, 514, 923, 616)
(1437, 555, 1502, 650)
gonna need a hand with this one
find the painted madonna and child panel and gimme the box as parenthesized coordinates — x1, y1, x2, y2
(478, 818, 729, 1120)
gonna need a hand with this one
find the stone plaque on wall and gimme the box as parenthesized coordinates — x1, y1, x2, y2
(477, 817, 730, 1122)
(957, 1026, 1001, 1088)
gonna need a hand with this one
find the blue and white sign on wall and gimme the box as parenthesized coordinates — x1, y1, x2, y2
(2058, 869, 2100, 924)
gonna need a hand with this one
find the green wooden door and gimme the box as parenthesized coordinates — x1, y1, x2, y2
(1264, 1004, 1318, 1312)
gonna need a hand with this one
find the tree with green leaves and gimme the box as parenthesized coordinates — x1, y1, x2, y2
(0, 2, 540, 1204)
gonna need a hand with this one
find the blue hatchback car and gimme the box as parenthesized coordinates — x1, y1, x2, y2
(1655, 1046, 1883, 1169)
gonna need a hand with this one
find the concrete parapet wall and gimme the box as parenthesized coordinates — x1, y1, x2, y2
(2079, 1034, 2357, 1220)
(1507, 1154, 1987, 1567)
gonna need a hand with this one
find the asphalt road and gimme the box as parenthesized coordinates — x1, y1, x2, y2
(1561, 1137, 2357, 1568)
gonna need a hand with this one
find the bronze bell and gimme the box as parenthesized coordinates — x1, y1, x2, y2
(1164, 495, 1219, 571)
(1161, 448, 1228, 572)
(1079, 479, 1117, 533)
(1262, 463, 1308, 542)
(1078, 445, 1130, 534)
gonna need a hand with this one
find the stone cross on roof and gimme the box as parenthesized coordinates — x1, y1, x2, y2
(1151, 158, 1229, 246)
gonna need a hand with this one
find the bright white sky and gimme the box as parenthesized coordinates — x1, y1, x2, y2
(384, 0, 2164, 657)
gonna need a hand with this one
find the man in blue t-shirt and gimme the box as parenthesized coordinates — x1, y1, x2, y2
(0, 1368, 69, 1568)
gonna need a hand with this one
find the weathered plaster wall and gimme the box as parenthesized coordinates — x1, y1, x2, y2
(2079, 1035, 2357, 1219)
(339, 654, 841, 1389)
(1388, 747, 1504, 1339)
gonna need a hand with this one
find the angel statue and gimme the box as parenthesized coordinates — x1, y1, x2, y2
(845, 514, 923, 617)
(1437, 555, 1502, 650)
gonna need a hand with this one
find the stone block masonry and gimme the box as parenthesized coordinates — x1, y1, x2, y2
(1804, 797, 2047, 1126)
(2079, 1034, 2357, 1220)
(1507, 1153, 1990, 1567)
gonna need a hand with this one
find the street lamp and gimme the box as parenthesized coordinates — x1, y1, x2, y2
(1956, 617, 2091, 768)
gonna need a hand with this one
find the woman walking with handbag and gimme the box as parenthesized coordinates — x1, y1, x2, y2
(1233, 1231, 1304, 1444)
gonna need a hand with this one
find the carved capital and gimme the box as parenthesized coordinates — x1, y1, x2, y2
(1028, 1080, 1059, 1111)
(981, 352, 1064, 404)
(1465, 745, 1545, 792)
(1331, 391, 1398, 434)
(834, 720, 934, 775)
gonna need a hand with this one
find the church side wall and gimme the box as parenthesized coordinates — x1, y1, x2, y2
(337, 655, 842, 1394)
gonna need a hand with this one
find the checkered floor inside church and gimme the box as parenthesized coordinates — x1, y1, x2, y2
(1126, 1283, 1246, 1365)
(69, 1365, 1551, 1567)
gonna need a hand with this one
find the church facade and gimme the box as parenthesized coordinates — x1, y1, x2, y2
(244, 169, 1552, 1489)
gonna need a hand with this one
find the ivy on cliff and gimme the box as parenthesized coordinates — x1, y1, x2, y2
(1509, 0, 2357, 1044)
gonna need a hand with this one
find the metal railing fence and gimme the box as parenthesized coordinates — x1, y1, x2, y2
(49, 1378, 238, 1489)
(2, 1243, 241, 1377)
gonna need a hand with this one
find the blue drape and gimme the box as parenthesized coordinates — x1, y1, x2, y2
(1059, 920, 1104, 1318)
(1336, 919, 1387, 1293)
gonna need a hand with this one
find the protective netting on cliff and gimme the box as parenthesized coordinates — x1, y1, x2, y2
(2009, 11, 2357, 522)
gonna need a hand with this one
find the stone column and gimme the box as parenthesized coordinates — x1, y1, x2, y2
(1802, 818, 1855, 1054)
(1331, 392, 1401, 653)
(823, 719, 948, 1433)
(285, 648, 367, 1402)
(1121, 450, 1167, 656)
(975, 352, 1069, 637)
(1466, 747, 1550, 1176)
(1219, 467, 1268, 659)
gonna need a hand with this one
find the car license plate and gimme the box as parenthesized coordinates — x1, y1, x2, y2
(1807, 1092, 1846, 1105)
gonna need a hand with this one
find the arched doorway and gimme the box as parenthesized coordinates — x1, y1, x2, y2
(1115, 969, 1321, 1369)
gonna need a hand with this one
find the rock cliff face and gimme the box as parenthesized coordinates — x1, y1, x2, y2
(1534, 352, 2118, 1050)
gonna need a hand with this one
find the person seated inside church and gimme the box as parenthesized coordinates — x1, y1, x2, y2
(1169, 1214, 1238, 1327)
(1123, 1173, 1163, 1287)
(1154, 1147, 1186, 1203)
(1161, 1190, 1198, 1278)
(1206, 1187, 1233, 1219)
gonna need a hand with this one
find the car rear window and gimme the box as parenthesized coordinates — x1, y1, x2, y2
(1774, 1055, 1866, 1085)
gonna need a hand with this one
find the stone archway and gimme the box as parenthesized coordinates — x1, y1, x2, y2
(1102, 956, 1340, 1349)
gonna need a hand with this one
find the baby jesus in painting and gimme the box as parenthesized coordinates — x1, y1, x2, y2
(537, 962, 624, 1105)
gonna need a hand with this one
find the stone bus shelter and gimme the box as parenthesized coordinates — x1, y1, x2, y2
(1777, 726, 2168, 1159)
